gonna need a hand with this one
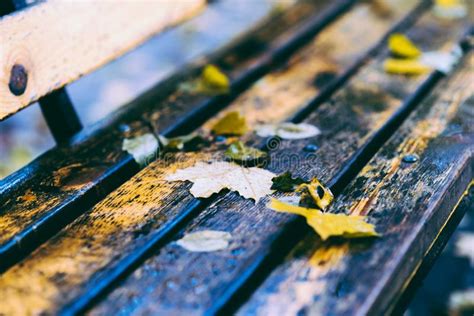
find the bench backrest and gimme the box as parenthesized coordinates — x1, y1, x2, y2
(0, 0, 205, 121)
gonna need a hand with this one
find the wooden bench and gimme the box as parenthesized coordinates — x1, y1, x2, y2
(0, 0, 472, 315)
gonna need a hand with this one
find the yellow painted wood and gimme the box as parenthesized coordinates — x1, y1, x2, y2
(0, 0, 205, 120)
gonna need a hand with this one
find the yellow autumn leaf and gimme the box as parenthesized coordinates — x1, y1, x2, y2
(388, 33, 422, 58)
(383, 58, 431, 75)
(211, 111, 248, 136)
(268, 198, 379, 240)
(201, 65, 230, 93)
(179, 64, 230, 95)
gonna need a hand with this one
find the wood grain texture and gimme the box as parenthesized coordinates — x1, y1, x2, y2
(0, 0, 206, 120)
(0, 0, 330, 271)
(238, 52, 474, 316)
(88, 7, 471, 315)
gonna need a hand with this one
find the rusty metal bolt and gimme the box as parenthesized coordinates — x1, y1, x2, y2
(9, 64, 28, 96)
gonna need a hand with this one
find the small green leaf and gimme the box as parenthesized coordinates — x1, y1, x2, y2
(224, 141, 268, 166)
(271, 171, 306, 192)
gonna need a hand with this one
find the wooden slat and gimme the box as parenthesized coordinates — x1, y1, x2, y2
(0, 1, 423, 314)
(0, 0, 335, 271)
(86, 10, 471, 315)
(238, 52, 474, 316)
(0, 0, 205, 120)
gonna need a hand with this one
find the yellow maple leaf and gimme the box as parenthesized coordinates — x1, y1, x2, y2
(388, 33, 422, 58)
(383, 58, 431, 75)
(268, 198, 379, 240)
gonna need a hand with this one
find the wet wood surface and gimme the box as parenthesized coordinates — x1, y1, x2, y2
(0, 1, 472, 315)
(0, 0, 339, 271)
(0, 0, 205, 120)
(238, 53, 473, 316)
(0, 0, 428, 315)
(87, 7, 471, 316)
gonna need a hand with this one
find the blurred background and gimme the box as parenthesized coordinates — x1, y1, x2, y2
(0, 1, 472, 315)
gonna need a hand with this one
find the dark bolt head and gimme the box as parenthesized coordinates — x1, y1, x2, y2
(402, 154, 419, 163)
(9, 64, 28, 96)
(303, 144, 319, 152)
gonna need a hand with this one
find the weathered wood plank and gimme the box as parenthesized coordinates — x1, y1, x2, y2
(87, 8, 471, 316)
(0, 0, 336, 271)
(0, 1, 423, 315)
(0, 0, 206, 120)
(238, 52, 474, 316)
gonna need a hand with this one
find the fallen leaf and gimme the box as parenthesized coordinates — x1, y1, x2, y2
(176, 230, 232, 252)
(271, 171, 306, 192)
(455, 233, 474, 266)
(158, 133, 208, 151)
(201, 65, 230, 92)
(268, 198, 379, 240)
(388, 33, 422, 58)
(433, 0, 467, 19)
(166, 161, 275, 202)
(225, 141, 268, 166)
(211, 111, 248, 136)
(297, 178, 334, 211)
(419, 47, 463, 74)
(179, 64, 230, 95)
(383, 58, 431, 75)
(256, 122, 321, 139)
(122, 133, 159, 167)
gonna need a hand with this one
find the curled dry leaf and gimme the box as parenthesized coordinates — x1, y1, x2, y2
(165, 161, 275, 202)
(388, 33, 421, 58)
(256, 122, 320, 140)
(224, 141, 268, 166)
(176, 230, 232, 252)
(122, 133, 158, 167)
(211, 111, 248, 136)
(268, 198, 379, 240)
(297, 178, 334, 211)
